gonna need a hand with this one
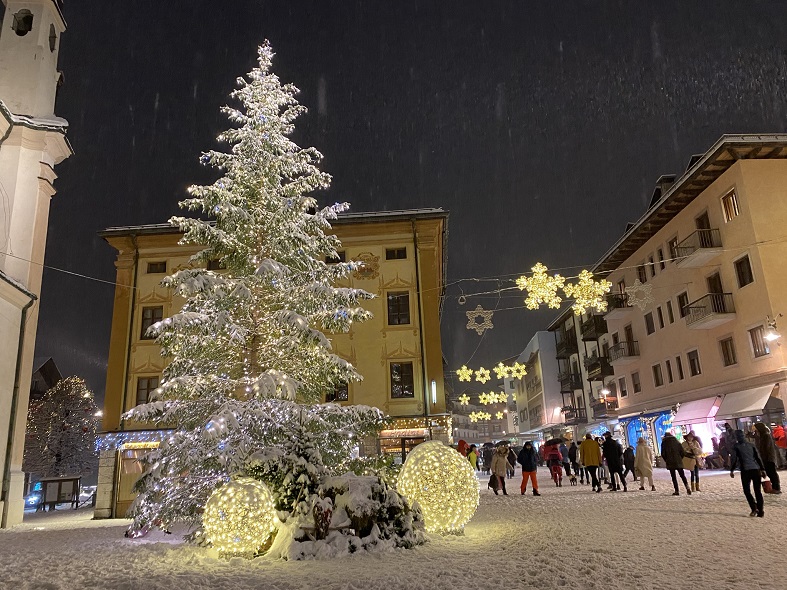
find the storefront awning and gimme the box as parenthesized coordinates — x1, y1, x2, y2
(672, 396, 721, 426)
(716, 384, 784, 420)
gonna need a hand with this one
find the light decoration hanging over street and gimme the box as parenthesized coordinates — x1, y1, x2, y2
(563, 270, 612, 315)
(458, 393, 471, 406)
(493, 362, 511, 379)
(202, 477, 277, 558)
(469, 410, 492, 422)
(624, 279, 654, 311)
(397, 441, 479, 534)
(456, 365, 473, 382)
(496, 411, 504, 419)
(466, 304, 494, 335)
(474, 367, 491, 384)
(516, 263, 565, 310)
(509, 362, 527, 379)
(478, 392, 492, 405)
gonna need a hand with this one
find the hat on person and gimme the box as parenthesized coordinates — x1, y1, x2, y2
(603, 431, 612, 438)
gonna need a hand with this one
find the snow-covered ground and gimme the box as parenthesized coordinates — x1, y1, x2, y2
(0, 469, 782, 590)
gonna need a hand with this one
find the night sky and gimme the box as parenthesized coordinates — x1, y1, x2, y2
(35, 2, 787, 404)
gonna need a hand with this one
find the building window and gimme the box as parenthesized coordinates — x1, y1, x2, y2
(387, 292, 411, 325)
(657, 248, 665, 270)
(326, 382, 349, 402)
(631, 372, 641, 394)
(141, 306, 163, 339)
(385, 247, 407, 260)
(390, 362, 415, 398)
(207, 259, 226, 270)
(749, 326, 770, 358)
(668, 237, 679, 262)
(721, 190, 740, 222)
(734, 255, 754, 288)
(666, 301, 675, 324)
(687, 350, 702, 376)
(644, 312, 655, 335)
(618, 377, 628, 398)
(657, 306, 665, 329)
(136, 376, 159, 406)
(677, 292, 689, 318)
(617, 279, 626, 293)
(648, 256, 656, 278)
(720, 337, 737, 367)
(665, 359, 674, 383)
(637, 265, 647, 283)
(326, 251, 346, 264)
(49, 24, 57, 52)
(12, 10, 33, 36)
(675, 355, 685, 380)
(147, 261, 167, 274)
(652, 364, 664, 387)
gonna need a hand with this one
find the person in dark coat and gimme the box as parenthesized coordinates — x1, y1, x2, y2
(753, 422, 781, 493)
(661, 432, 691, 496)
(601, 432, 627, 491)
(507, 446, 518, 479)
(622, 446, 636, 482)
(730, 429, 767, 517)
(517, 441, 541, 496)
(482, 446, 493, 475)
(568, 441, 583, 483)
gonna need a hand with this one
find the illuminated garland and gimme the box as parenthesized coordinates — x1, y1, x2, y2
(515, 263, 611, 315)
(469, 411, 492, 422)
(456, 362, 527, 384)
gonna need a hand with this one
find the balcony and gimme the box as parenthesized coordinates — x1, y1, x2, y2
(581, 315, 608, 341)
(562, 405, 588, 426)
(590, 396, 619, 419)
(684, 293, 736, 329)
(608, 341, 640, 365)
(604, 293, 632, 320)
(555, 330, 578, 359)
(584, 355, 613, 381)
(675, 229, 722, 268)
(558, 370, 582, 393)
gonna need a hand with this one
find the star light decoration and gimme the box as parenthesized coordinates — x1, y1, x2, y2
(466, 305, 494, 335)
(516, 263, 565, 310)
(509, 362, 527, 379)
(624, 279, 654, 311)
(496, 411, 504, 420)
(458, 393, 471, 406)
(474, 367, 491, 384)
(397, 441, 479, 534)
(493, 362, 511, 379)
(456, 365, 473, 382)
(563, 270, 612, 315)
(478, 392, 491, 405)
(202, 477, 277, 558)
(469, 410, 492, 422)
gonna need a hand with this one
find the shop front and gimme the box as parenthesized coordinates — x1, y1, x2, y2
(618, 410, 673, 457)
(376, 414, 452, 464)
(714, 383, 785, 432)
(671, 396, 721, 453)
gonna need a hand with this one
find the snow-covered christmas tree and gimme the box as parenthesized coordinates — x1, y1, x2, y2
(125, 42, 424, 556)
(23, 376, 99, 481)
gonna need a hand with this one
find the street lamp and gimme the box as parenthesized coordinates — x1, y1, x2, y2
(765, 315, 782, 342)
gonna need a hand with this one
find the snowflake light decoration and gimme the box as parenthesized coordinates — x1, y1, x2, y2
(469, 411, 492, 421)
(563, 270, 612, 315)
(474, 367, 491, 384)
(493, 362, 511, 379)
(509, 362, 527, 379)
(466, 305, 494, 335)
(516, 263, 565, 310)
(496, 411, 504, 420)
(495, 392, 509, 403)
(469, 412, 479, 423)
(625, 279, 654, 311)
(478, 392, 491, 405)
(456, 365, 473, 382)
(458, 393, 470, 406)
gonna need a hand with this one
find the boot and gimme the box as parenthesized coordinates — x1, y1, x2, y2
(651, 485, 656, 491)
(691, 482, 696, 492)
(686, 486, 692, 495)
(695, 482, 700, 492)
(639, 486, 645, 490)
(533, 490, 541, 496)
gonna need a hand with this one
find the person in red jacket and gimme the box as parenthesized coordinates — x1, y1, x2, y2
(543, 442, 564, 486)
(772, 423, 787, 469)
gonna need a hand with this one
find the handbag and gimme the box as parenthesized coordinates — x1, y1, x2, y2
(488, 474, 499, 491)
(762, 476, 773, 494)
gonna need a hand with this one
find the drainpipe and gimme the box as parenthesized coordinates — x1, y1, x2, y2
(1, 293, 36, 526)
(411, 220, 431, 440)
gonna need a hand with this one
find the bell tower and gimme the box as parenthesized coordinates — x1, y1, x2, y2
(0, 0, 72, 528)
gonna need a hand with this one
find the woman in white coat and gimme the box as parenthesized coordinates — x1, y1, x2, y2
(635, 437, 655, 491)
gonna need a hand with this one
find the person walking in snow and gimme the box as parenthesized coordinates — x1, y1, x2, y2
(682, 432, 703, 492)
(753, 422, 781, 494)
(602, 432, 627, 491)
(543, 441, 564, 486)
(622, 445, 636, 482)
(490, 443, 513, 495)
(568, 441, 582, 483)
(517, 441, 541, 496)
(730, 429, 767, 517)
(467, 444, 479, 471)
(772, 423, 787, 468)
(482, 446, 493, 475)
(559, 442, 571, 477)
(579, 433, 602, 492)
(507, 445, 518, 479)
(596, 437, 608, 484)
(635, 437, 655, 491)
(661, 432, 691, 496)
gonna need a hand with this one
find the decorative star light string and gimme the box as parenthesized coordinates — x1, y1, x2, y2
(563, 270, 612, 315)
(625, 279, 654, 311)
(458, 393, 470, 406)
(516, 263, 565, 310)
(466, 305, 494, 335)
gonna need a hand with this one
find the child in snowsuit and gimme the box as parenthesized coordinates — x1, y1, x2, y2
(543, 442, 564, 486)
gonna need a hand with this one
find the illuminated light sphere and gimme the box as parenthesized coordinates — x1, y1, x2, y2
(203, 477, 277, 557)
(397, 441, 479, 534)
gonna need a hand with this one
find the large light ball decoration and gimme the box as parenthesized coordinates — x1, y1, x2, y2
(203, 477, 277, 557)
(397, 441, 479, 534)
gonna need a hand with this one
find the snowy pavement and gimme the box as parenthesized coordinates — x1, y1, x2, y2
(0, 468, 783, 590)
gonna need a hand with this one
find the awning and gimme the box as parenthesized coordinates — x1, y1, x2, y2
(716, 384, 784, 420)
(672, 396, 721, 426)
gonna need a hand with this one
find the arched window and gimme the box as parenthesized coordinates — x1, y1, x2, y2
(12, 9, 33, 36)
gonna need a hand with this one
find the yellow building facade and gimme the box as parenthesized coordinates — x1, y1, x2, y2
(94, 208, 449, 518)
